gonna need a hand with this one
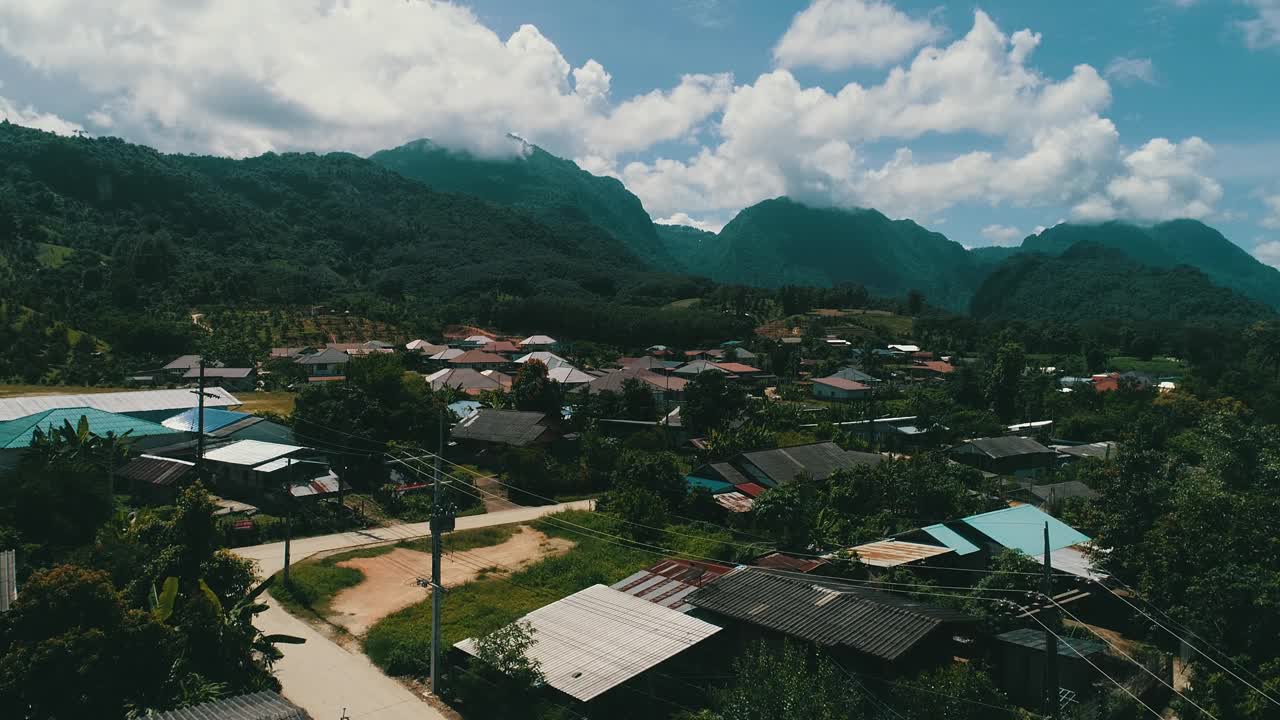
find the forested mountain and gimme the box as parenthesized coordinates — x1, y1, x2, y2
(369, 138, 672, 266)
(655, 223, 719, 275)
(1022, 220, 1280, 308)
(970, 242, 1274, 325)
(704, 198, 983, 310)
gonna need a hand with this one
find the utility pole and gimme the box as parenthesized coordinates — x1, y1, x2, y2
(1042, 521, 1059, 719)
(195, 356, 207, 479)
(430, 405, 445, 695)
(283, 457, 293, 586)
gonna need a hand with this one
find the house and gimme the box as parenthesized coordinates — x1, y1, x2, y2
(673, 359, 727, 377)
(270, 347, 309, 359)
(518, 334, 558, 350)
(686, 567, 975, 671)
(846, 540, 956, 570)
(350, 340, 395, 356)
(117, 454, 195, 504)
(950, 436, 1058, 477)
(610, 558, 734, 612)
(159, 408, 297, 447)
(993, 628, 1108, 708)
(480, 370, 514, 391)
(577, 367, 687, 402)
(899, 505, 1096, 575)
(451, 409, 556, 448)
(294, 348, 350, 379)
(812, 376, 872, 401)
(1092, 372, 1121, 393)
(515, 351, 571, 370)
(162, 407, 253, 433)
(448, 349, 509, 370)
(201, 439, 312, 501)
(0, 407, 184, 470)
(1012, 480, 1100, 509)
(547, 366, 595, 386)
(688, 442, 885, 489)
(424, 368, 507, 396)
(914, 360, 955, 376)
(619, 356, 679, 372)
(405, 339, 447, 355)
(151, 691, 311, 720)
(163, 354, 204, 377)
(456, 584, 721, 706)
(646, 344, 673, 357)
(183, 366, 257, 391)
(1054, 441, 1118, 463)
(888, 344, 921, 353)
(482, 340, 520, 355)
(828, 366, 881, 384)
(715, 362, 762, 379)
(0, 387, 242, 423)
(427, 347, 465, 362)
(754, 552, 828, 574)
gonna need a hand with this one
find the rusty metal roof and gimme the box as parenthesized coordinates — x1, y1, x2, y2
(714, 492, 755, 513)
(610, 558, 734, 612)
(686, 567, 974, 662)
(755, 552, 828, 573)
(848, 540, 955, 568)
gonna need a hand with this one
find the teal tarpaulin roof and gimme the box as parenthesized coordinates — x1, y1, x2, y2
(961, 504, 1090, 555)
(686, 476, 736, 494)
(921, 523, 981, 556)
(0, 407, 178, 449)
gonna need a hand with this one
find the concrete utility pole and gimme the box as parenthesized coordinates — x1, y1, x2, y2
(195, 356, 207, 478)
(1042, 521, 1059, 719)
(430, 405, 445, 695)
(283, 457, 293, 586)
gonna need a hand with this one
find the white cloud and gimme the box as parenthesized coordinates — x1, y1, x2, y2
(773, 0, 944, 70)
(1253, 239, 1280, 268)
(0, 92, 82, 136)
(1239, 0, 1280, 49)
(1261, 193, 1280, 229)
(1104, 57, 1156, 85)
(654, 212, 725, 233)
(1071, 137, 1222, 221)
(980, 224, 1024, 245)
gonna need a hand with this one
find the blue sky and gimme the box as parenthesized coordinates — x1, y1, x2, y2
(1, 0, 1278, 259)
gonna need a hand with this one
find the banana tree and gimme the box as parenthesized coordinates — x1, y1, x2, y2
(151, 574, 304, 671)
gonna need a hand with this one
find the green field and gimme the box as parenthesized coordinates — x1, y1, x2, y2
(235, 391, 297, 417)
(0, 383, 132, 398)
(35, 242, 75, 269)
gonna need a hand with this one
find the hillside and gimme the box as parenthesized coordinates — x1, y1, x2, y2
(970, 243, 1274, 325)
(706, 198, 983, 310)
(369, 138, 672, 266)
(655, 223, 720, 275)
(1022, 220, 1280, 308)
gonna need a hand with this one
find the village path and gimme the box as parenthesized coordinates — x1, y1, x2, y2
(234, 500, 593, 720)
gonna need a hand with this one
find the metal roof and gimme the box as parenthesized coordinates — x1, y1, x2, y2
(1027, 480, 1099, 503)
(814, 376, 870, 391)
(150, 691, 310, 720)
(686, 568, 973, 662)
(202, 440, 303, 466)
(956, 436, 1055, 459)
(456, 584, 720, 701)
(996, 628, 1106, 658)
(673, 359, 727, 375)
(162, 407, 252, 433)
(548, 366, 595, 385)
(961, 505, 1090, 555)
(116, 454, 194, 487)
(448, 349, 509, 365)
(425, 368, 505, 392)
(163, 354, 203, 371)
(610, 559, 734, 612)
(451, 409, 551, 447)
(183, 367, 254, 379)
(518, 335, 557, 346)
(428, 347, 465, 361)
(515, 351, 570, 369)
(289, 471, 342, 498)
(1053, 442, 1118, 460)
(755, 552, 828, 573)
(406, 339, 447, 354)
(714, 492, 755, 512)
(735, 482, 766, 498)
(739, 442, 884, 486)
(1032, 545, 1106, 581)
(848, 540, 955, 568)
(0, 407, 180, 449)
(577, 367, 687, 395)
(919, 524, 982, 556)
(294, 348, 350, 365)
(0, 387, 240, 422)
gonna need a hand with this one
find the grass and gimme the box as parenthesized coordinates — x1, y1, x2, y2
(269, 524, 521, 621)
(235, 391, 297, 416)
(0, 383, 132, 398)
(363, 510, 740, 677)
(35, 242, 74, 269)
(665, 298, 701, 309)
(1109, 356, 1186, 376)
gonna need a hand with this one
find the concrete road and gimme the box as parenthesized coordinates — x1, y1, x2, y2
(235, 500, 593, 719)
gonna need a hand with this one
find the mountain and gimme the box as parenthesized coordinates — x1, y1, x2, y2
(705, 198, 983, 310)
(655, 223, 719, 275)
(971, 242, 1274, 325)
(1022, 220, 1280, 309)
(369, 138, 671, 266)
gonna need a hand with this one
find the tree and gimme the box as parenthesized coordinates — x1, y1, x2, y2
(886, 664, 1018, 720)
(753, 482, 817, 550)
(1082, 338, 1109, 374)
(510, 359, 561, 416)
(620, 377, 657, 420)
(610, 450, 687, 510)
(455, 620, 549, 719)
(684, 370, 747, 434)
(907, 289, 925, 315)
(715, 640, 870, 720)
(985, 342, 1026, 422)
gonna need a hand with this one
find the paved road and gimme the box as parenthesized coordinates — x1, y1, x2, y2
(235, 500, 593, 719)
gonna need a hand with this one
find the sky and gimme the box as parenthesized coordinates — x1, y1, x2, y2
(1, 0, 1279, 262)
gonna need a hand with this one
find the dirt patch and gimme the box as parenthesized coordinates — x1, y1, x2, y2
(327, 526, 572, 636)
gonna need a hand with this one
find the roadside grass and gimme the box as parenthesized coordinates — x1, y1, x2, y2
(269, 524, 521, 622)
(0, 383, 132, 398)
(235, 390, 297, 416)
(363, 510, 740, 677)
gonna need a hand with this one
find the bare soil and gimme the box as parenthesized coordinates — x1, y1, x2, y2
(327, 526, 572, 636)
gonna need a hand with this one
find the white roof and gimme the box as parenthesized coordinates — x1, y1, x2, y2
(428, 348, 465, 361)
(888, 344, 921, 352)
(0, 387, 240, 422)
(515, 351, 569, 369)
(1033, 545, 1106, 581)
(202, 439, 303, 467)
(519, 335, 557, 346)
(254, 457, 300, 473)
(464, 335, 493, 343)
(406, 339, 442, 351)
(548, 366, 595, 384)
(455, 584, 720, 701)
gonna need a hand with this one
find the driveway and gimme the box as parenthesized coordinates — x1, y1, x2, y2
(235, 501, 592, 719)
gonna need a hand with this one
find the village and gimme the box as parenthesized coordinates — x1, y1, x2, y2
(0, 309, 1200, 720)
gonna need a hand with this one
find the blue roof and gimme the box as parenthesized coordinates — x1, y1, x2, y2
(686, 476, 735, 494)
(0, 407, 178, 450)
(448, 400, 483, 419)
(920, 523, 981, 556)
(961, 505, 1090, 555)
(162, 407, 251, 433)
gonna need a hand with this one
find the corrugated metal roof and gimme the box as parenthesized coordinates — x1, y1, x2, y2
(116, 454, 194, 487)
(610, 559, 734, 612)
(0, 387, 240, 422)
(686, 568, 973, 662)
(920, 524, 982, 556)
(162, 407, 252, 433)
(203, 439, 303, 466)
(548, 366, 595, 385)
(448, 350, 509, 365)
(456, 584, 720, 701)
(687, 476, 735, 493)
(735, 482, 766, 498)
(961, 505, 1090, 555)
(714, 492, 755, 513)
(754, 552, 827, 573)
(289, 471, 342, 498)
(1032, 545, 1106, 581)
(996, 628, 1106, 657)
(428, 348, 465, 361)
(814, 376, 870, 391)
(163, 354, 203, 371)
(425, 368, 506, 392)
(848, 540, 955, 568)
(516, 351, 570, 369)
(958, 436, 1055, 459)
(673, 359, 727, 376)
(1027, 480, 1099, 503)
(577, 367, 687, 395)
(740, 442, 884, 486)
(151, 691, 310, 720)
(294, 348, 350, 365)
(0, 407, 180, 449)
(451, 409, 550, 447)
(519, 335, 557, 346)
(183, 367, 254, 379)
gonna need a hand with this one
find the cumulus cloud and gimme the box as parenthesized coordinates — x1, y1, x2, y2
(1071, 137, 1222, 221)
(0, 1, 726, 160)
(980, 224, 1024, 245)
(1104, 57, 1156, 85)
(655, 212, 725, 233)
(1253, 239, 1280, 268)
(1261, 193, 1280, 229)
(774, 0, 944, 70)
(1239, 0, 1280, 49)
(0, 93, 82, 136)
